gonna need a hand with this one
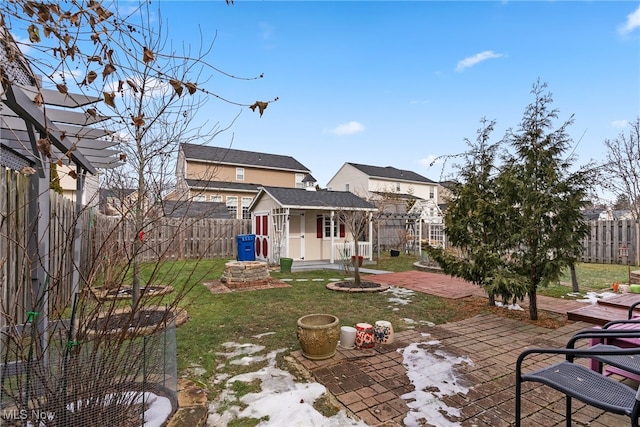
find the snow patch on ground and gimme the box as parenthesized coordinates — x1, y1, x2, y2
(402, 317, 436, 328)
(494, 301, 524, 311)
(385, 286, 415, 307)
(400, 337, 473, 427)
(208, 343, 367, 426)
(576, 290, 618, 304)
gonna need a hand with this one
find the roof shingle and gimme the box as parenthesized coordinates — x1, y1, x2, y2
(348, 162, 435, 184)
(181, 143, 310, 172)
(259, 186, 376, 210)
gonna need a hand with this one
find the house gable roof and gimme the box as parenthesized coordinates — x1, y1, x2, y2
(161, 200, 231, 219)
(347, 162, 435, 184)
(253, 186, 377, 211)
(181, 143, 310, 173)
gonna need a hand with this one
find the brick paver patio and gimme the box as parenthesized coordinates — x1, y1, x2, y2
(291, 271, 635, 426)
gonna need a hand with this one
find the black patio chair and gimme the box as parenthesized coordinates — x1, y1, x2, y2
(515, 330, 640, 427)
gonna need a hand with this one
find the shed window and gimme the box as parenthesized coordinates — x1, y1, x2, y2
(316, 215, 345, 238)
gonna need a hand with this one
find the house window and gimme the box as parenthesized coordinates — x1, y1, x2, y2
(295, 173, 304, 189)
(429, 188, 435, 199)
(236, 167, 245, 181)
(316, 215, 345, 238)
(210, 195, 222, 202)
(241, 197, 253, 219)
(226, 196, 238, 219)
(396, 182, 401, 192)
(192, 194, 205, 202)
(345, 183, 350, 192)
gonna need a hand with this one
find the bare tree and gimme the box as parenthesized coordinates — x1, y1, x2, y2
(600, 117, 640, 265)
(338, 209, 371, 287)
(1, 1, 273, 424)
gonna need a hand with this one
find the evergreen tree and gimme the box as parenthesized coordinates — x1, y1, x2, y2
(426, 119, 526, 306)
(499, 80, 592, 320)
(427, 81, 593, 320)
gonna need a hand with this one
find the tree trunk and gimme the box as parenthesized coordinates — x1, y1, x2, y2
(488, 292, 496, 306)
(528, 288, 538, 320)
(570, 263, 579, 292)
(354, 246, 361, 287)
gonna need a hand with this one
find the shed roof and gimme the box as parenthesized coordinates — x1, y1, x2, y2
(181, 143, 310, 173)
(254, 186, 377, 211)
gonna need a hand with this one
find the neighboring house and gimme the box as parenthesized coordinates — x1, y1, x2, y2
(599, 208, 635, 221)
(53, 164, 101, 207)
(582, 209, 603, 221)
(437, 180, 456, 205)
(327, 162, 439, 201)
(327, 163, 444, 252)
(161, 200, 232, 219)
(249, 186, 377, 264)
(174, 143, 314, 219)
(99, 188, 137, 216)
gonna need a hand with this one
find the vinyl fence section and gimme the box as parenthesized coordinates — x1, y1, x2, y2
(581, 219, 638, 265)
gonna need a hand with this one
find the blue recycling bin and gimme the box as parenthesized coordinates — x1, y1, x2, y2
(236, 234, 256, 261)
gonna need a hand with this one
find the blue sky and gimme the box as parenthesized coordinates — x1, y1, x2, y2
(157, 1, 639, 195)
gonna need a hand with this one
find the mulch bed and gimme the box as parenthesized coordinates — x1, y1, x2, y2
(452, 295, 568, 329)
(325, 281, 390, 293)
(203, 278, 291, 294)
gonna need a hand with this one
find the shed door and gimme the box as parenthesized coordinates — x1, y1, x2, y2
(289, 212, 305, 260)
(254, 212, 269, 261)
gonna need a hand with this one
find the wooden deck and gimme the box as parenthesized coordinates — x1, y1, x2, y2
(567, 293, 640, 325)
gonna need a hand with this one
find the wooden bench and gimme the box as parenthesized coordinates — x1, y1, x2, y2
(568, 293, 640, 325)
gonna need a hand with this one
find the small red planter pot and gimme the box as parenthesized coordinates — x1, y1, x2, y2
(351, 255, 364, 267)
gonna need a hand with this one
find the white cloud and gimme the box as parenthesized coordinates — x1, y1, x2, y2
(618, 5, 640, 34)
(326, 121, 365, 136)
(455, 50, 503, 72)
(611, 119, 629, 128)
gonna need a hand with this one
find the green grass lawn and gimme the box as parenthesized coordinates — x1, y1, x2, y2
(170, 255, 466, 393)
(537, 262, 633, 298)
(135, 255, 634, 408)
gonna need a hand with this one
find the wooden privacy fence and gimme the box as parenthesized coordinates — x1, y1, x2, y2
(96, 215, 251, 263)
(1, 165, 251, 319)
(580, 220, 639, 265)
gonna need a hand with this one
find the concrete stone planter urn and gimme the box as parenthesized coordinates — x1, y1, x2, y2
(296, 314, 340, 360)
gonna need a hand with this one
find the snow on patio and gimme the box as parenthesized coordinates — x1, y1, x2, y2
(400, 335, 473, 427)
(207, 329, 473, 426)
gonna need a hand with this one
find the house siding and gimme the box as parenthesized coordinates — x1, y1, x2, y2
(185, 162, 301, 187)
(326, 164, 369, 195)
(369, 178, 436, 200)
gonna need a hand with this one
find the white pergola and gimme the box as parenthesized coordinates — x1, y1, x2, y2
(1, 23, 122, 372)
